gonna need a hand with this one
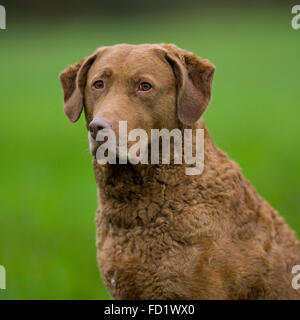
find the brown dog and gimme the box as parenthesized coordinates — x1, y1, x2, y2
(60, 44, 300, 299)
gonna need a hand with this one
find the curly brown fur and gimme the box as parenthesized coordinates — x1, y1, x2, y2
(60, 44, 300, 299)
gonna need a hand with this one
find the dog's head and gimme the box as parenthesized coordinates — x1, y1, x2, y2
(60, 43, 215, 156)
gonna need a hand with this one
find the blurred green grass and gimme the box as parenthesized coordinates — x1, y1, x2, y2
(0, 8, 300, 299)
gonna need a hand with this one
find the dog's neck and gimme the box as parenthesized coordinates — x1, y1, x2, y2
(93, 157, 191, 229)
(92, 146, 189, 202)
(92, 120, 223, 228)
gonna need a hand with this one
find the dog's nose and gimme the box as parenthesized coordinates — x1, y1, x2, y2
(89, 118, 112, 139)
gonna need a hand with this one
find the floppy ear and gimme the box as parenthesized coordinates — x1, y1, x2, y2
(161, 44, 215, 126)
(60, 54, 97, 122)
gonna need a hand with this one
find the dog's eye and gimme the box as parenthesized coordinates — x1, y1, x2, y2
(138, 82, 152, 91)
(93, 80, 104, 89)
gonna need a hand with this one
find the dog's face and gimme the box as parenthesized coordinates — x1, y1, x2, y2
(60, 44, 215, 156)
(84, 44, 178, 155)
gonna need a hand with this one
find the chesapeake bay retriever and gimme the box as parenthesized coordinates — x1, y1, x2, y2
(60, 44, 300, 299)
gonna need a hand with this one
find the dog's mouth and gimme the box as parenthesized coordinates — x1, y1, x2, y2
(88, 131, 99, 156)
(88, 131, 120, 158)
(88, 130, 146, 163)
(88, 131, 109, 156)
(89, 138, 101, 156)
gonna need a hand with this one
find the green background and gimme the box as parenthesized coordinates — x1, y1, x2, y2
(0, 2, 300, 299)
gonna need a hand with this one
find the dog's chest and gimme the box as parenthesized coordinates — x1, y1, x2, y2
(96, 222, 199, 299)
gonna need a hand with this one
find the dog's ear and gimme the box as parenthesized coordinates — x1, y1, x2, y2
(60, 53, 97, 122)
(161, 44, 215, 126)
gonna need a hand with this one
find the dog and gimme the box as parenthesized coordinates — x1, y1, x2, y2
(60, 43, 300, 299)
